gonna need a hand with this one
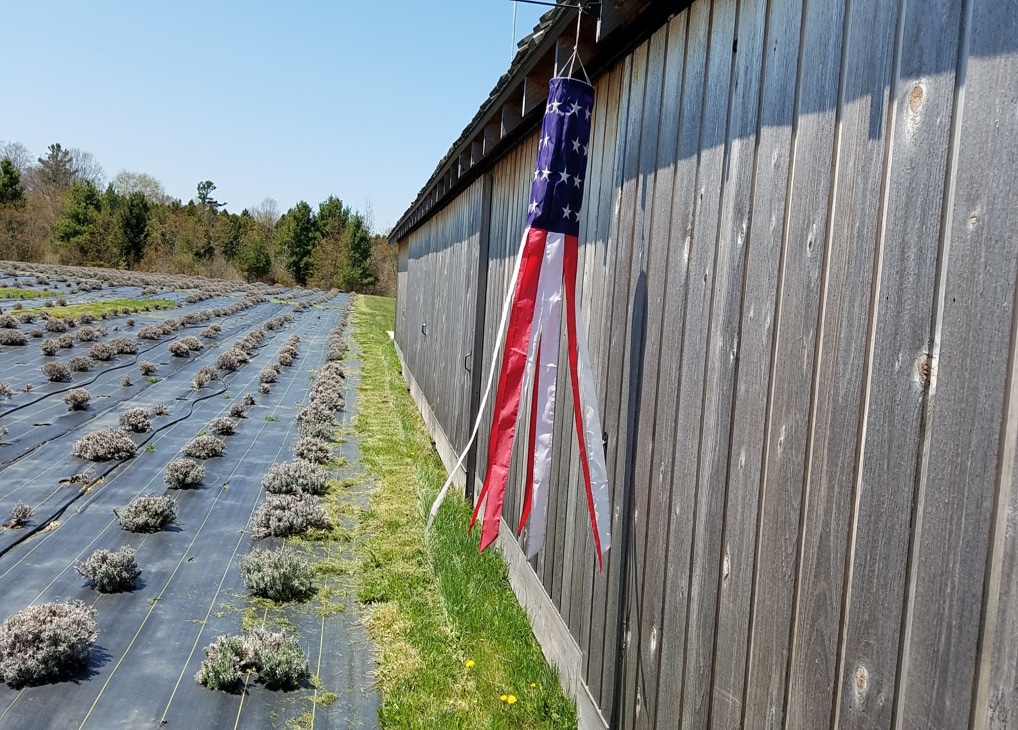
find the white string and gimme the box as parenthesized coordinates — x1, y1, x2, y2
(425, 230, 528, 532)
(427, 1, 590, 534)
(564, 6, 591, 85)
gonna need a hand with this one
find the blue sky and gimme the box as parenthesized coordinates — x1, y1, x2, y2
(1, 1, 547, 233)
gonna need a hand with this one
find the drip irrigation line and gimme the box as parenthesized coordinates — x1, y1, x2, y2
(0, 381, 230, 560)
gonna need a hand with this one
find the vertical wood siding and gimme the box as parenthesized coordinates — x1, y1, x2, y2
(394, 178, 484, 456)
(393, 0, 1018, 724)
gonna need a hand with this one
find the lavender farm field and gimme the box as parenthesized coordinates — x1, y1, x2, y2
(0, 263, 373, 728)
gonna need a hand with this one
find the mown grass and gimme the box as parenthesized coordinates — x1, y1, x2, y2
(352, 295, 576, 729)
(0, 287, 46, 299)
(39, 297, 175, 320)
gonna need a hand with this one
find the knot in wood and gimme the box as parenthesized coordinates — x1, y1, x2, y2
(917, 353, 932, 386)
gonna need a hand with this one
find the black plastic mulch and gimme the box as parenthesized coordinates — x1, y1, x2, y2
(0, 289, 379, 728)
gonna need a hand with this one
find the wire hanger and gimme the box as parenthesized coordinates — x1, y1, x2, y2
(561, 2, 592, 84)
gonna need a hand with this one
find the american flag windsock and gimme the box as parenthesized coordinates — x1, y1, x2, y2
(464, 76, 611, 569)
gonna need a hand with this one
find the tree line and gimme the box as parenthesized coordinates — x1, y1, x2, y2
(0, 141, 395, 294)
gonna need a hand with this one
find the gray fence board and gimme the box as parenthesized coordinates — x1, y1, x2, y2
(896, 0, 1018, 725)
(709, 0, 802, 723)
(579, 55, 632, 710)
(594, 49, 645, 717)
(784, 0, 899, 726)
(575, 63, 623, 674)
(621, 19, 685, 729)
(391, 0, 1018, 724)
(975, 30, 1018, 708)
(742, 0, 845, 724)
(609, 23, 668, 729)
(677, 1, 739, 726)
(974, 14, 1018, 722)
(652, 3, 713, 726)
(832, 1, 964, 727)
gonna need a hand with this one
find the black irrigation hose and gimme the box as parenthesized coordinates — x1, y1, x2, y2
(0, 302, 288, 468)
(0, 317, 298, 558)
(0, 380, 231, 560)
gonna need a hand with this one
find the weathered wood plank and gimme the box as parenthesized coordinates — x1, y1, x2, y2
(784, 0, 900, 725)
(624, 15, 688, 729)
(972, 18, 1018, 725)
(976, 72, 1018, 715)
(896, 0, 1018, 724)
(742, 0, 845, 723)
(576, 64, 624, 676)
(610, 22, 669, 730)
(674, 1, 740, 725)
(832, 2, 964, 726)
(465, 174, 493, 494)
(650, 0, 713, 725)
(585, 57, 635, 709)
(699, 3, 773, 729)
(592, 45, 647, 720)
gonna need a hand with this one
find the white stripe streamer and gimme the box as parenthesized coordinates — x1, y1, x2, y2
(526, 233, 565, 558)
(425, 230, 529, 532)
(573, 291, 612, 554)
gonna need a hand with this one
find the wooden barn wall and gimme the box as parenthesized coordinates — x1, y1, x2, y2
(393, 178, 484, 460)
(395, 0, 1018, 726)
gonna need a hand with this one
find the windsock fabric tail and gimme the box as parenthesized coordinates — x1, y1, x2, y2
(436, 75, 611, 569)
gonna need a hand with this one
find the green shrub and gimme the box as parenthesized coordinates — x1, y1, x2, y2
(240, 548, 315, 601)
(252, 493, 330, 539)
(194, 630, 308, 692)
(249, 629, 309, 689)
(115, 494, 177, 532)
(72, 429, 137, 461)
(7, 502, 32, 528)
(163, 458, 205, 489)
(261, 460, 327, 496)
(194, 635, 249, 691)
(0, 601, 98, 686)
(290, 437, 332, 464)
(75, 546, 141, 592)
(182, 434, 225, 460)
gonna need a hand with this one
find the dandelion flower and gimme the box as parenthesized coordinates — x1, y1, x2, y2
(500, 694, 508, 703)
(530, 682, 537, 688)
(465, 659, 475, 668)
(507, 695, 517, 705)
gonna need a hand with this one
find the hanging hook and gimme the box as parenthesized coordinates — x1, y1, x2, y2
(564, 3, 592, 84)
(509, 0, 601, 18)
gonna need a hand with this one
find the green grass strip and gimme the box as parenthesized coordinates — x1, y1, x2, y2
(0, 287, 46, 299)
(352, 295, 577, 729)
(36, 297, 175, 320)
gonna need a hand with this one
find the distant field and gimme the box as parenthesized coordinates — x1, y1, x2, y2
(0, 287, 45, 299)
(0, 263, 369, 727)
